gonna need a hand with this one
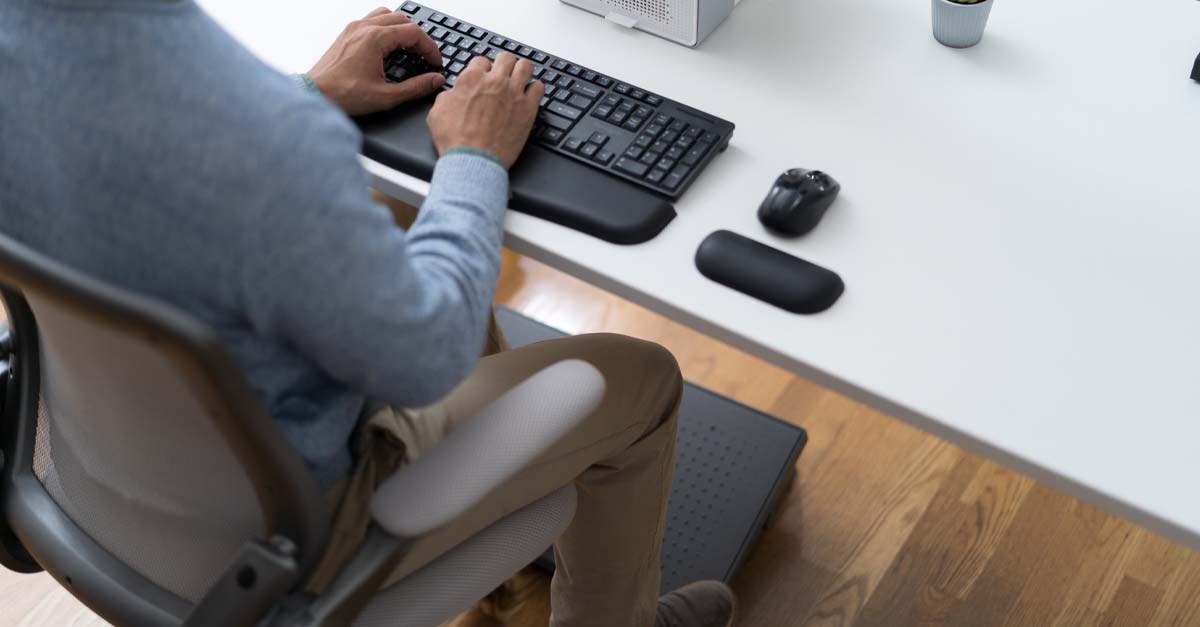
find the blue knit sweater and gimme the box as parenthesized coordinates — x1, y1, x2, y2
(0, 0, 509, 486)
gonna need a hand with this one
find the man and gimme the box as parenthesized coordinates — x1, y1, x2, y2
(0, 2, 735, 625)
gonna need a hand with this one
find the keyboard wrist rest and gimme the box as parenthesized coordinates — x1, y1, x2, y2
(356, 100, 677, 245)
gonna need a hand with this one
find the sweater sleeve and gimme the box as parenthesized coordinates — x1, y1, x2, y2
(237, 99, 509, 408)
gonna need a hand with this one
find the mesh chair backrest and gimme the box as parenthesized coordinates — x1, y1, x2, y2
(27, 288, 265, 602)
(0, 234, 326, 609)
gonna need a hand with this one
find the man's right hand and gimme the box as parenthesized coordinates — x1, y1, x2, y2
(426, 53, 545, 169)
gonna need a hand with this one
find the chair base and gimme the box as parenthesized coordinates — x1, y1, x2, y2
(494, 308, 807, 593)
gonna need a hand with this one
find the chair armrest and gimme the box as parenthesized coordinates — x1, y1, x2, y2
(370, 359, 605, 538)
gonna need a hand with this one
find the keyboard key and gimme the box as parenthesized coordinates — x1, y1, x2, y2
(552, 59, 569, 71)
(609, 110, 628, 124)
(650, 141, 670, 154)
(661, 131, 680, 144)
(666, 146, 685, 160)
(490, 35, 506, 46)
(540, 112, 574, 131)
(614, 83, 631, 95)
(544, 85, 557, 97)
(571, 83, 602, 99)
(547, 101, 584, 121)
(432, 27, 449, 39)
(519, 46, 534, 57)
(543, 71, 561, 84)
(684, 127, 702, 138)
(601, 95, 622, 108)
(455, 22, 472, 34)
(443, 45, 459, 57)
(657, 158, 677, 171)
(567, 64, 583, 76)
(645, 123, 664, 137)
(646, 169, 668, 185)
(503, 41, 520, 52)
(634, 105, 653, 119)
(430, 13, 446, 23)
(580, 142, 599, 158)
(556, 76, 574, 89)
(473, 43, 488, 55)
(596, 76, 613, 88)
(702, 132, 720, 144)
(455, 50, 471, 63)
(652, 113, 672, 126)
(531, 66, 545, 79)
(682, 144, 709, 166)
(588, 132, 609, 147)
(663, 172, 685, 190)
(592, 104, 613, 119)
(421, 22, 436, 33)
(563, 136, 585, 152)
(443, 18, 458, 29)
(449, 61, 466, 73)
(582, 70, 598, 82)
(624, 145, 644, 159)
(553, 89, 570, 102)
(614, 157, 650, 177)
(486, 48, 499, 61)
(676, 134, 696, 150)
(645, 95, 663, 106)
(668, 120, 687, 133)
(533, 52, 550, 63)
(595, 150, 615, 165)
(630, 89, 647, 100)
(622, 117, 645, 132)
(401, 2, 420, 13)
(471, 28, 488, 39)
(638, 151, 658, 166)
(539, 95, 550, 107)
(568, 94, 593, 110)
(540, 128, 564, 145)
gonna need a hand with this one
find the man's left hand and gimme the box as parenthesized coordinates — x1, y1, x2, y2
(308, 7, 445, 116)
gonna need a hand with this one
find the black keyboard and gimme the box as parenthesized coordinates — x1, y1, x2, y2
(388, 1, 735, 199)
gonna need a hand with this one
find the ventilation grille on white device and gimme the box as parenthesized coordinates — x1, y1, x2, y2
(571, 0, 697, 44)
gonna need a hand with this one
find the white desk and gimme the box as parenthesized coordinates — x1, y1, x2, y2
(202, 0, 1200, 550)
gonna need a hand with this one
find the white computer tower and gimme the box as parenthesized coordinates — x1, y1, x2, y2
(560, 0, 735, 47)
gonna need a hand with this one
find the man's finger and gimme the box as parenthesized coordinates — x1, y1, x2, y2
(380, 72, 446, 107)
(375, 23, 442, 67)
(364, 6, 391, 19)
(460, 55, 492, 81)
(512, 58, 534, 85)
(524, 79, 546, 109)
(491, 52, 518, 78)
(367, 10, 412, 26)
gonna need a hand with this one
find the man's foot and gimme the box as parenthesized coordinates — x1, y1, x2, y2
(655, 581, 738, 627)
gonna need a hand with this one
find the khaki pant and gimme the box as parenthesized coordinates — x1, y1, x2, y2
(310, 313, 682, 627)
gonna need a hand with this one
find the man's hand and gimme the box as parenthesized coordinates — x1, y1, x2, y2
(426, 53, 544, 169)
(308, 7, 445, 116)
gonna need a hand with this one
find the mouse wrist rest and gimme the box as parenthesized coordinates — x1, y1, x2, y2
(695, 230, 845, 314)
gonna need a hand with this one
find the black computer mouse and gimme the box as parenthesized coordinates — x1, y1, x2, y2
(757, 169, 841, 237)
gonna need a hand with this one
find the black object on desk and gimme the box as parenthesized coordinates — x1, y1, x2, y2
(1192, 52, 1200, 82)
(758, 169, 842, 237)
(361, 1, 739, 245)
(696, 230, 845, 314)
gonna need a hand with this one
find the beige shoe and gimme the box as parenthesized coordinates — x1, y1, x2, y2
(655, 581, 738, 627)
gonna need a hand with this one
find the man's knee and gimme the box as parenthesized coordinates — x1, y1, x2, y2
(577, 333, 682, 429)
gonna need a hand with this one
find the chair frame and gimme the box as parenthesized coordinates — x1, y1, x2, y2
(0, 234, 330, 626)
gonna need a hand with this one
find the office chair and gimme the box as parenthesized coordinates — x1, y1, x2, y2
(0, 231, 605, 626)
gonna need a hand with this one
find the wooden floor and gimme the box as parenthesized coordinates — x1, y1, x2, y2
(4, 250, 1200, 627)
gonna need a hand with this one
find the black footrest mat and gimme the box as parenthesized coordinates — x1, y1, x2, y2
(495, 307, 807, 592)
